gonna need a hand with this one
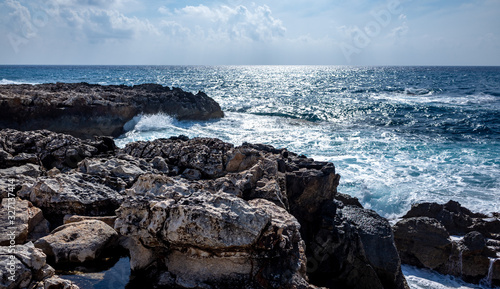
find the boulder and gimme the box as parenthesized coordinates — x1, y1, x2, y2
(0, 243, 79, 289)
(0, 83, 224, 139)
(308, 201, 409, 289)
(396, 201, 500, 286)
(34, 220, 118, 264)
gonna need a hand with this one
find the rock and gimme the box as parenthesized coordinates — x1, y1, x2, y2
(395, 201, 500, 286)
(308, 201, 409, 289)
(0, 243, 79, 289)
(34, 220, 118, 263)
(0, 164, 41, 199)
(403, 200, 486, 236)
(115, 178, 270, 250)
(0, 82, 224, 139)
(63, 215, 117, 227)
(19, 173, 124, 226)
(0, 129, 115, 171)
(0, 198, 49, 246)
(393, 217, 452, 270)
(122, 137, 233, 178)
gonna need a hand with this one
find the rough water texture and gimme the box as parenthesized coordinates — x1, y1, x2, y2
(0, 82, 224, 139)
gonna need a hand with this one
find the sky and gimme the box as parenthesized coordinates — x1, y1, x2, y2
(0, 0, 499, 65)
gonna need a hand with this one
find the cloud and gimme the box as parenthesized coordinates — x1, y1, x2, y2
(168, 4, 286, 43)
(2, 0, 37, 38)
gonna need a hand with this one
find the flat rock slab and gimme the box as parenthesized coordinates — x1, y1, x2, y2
(35, 220, 118, 263)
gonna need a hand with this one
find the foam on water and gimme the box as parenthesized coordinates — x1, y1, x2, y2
(117, 109, 500, 220)
(403, 265, 497, 289)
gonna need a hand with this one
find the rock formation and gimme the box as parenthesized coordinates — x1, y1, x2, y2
(0, 128, 411, 289)
(393, 201, 500, 286)
(0, 83, 224, 139)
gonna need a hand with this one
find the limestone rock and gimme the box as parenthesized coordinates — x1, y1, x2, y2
(122, 137, 233, 178)
(0, 83, 223, 139)
(0, 198, 49, 246)
(307, 201, 409, 289)
(393, 217, 452, 270)
(34, 220, 118, 263)
(0, 129, 115, 171)
(0, 243, 78, 289)
(19, 173, 124, 224)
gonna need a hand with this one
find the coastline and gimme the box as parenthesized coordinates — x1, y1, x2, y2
(0, 82, 498, 289)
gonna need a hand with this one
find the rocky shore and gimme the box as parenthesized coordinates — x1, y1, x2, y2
(0, 83, 498, 289)
(0, 83, 224, 139)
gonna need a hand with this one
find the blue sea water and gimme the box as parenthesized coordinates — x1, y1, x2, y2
(1, 65, 499, 289)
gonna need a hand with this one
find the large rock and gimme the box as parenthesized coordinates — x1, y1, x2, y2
(34, 220, 118, 264)
(0, 243, 79, 289)
(393, 217, 452, 270)
(0, 83, 224, 139)
(395, 201, 500, 286)
(18, 173, 124, 225)
(115, 173, 313, 288)
(307, 201, 409, 289)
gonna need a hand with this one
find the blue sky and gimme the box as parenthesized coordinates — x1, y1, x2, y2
(1, 0, 499, 65)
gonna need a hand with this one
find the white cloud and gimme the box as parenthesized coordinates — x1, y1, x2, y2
(168, 4, 287, 43)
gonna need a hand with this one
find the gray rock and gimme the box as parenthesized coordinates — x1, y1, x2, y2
(34, 220, 118, 263)
(0, 198, 49, 246)
(0, 243, 79, 289)
(19, 173, 124, 224)
(0, 83, 223, 139)
(393, 217, 452, 270)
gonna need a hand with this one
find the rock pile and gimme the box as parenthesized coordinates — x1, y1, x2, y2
(0, 128, 411, 289)
(393, 200, 500, 286)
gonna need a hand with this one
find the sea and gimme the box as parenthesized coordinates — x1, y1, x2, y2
(1, 65, 499, 289)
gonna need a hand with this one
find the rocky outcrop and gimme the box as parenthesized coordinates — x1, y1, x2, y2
(0, 128, 410, 289)
(394, 201, 500, 286)
(0, 243, 79, 289)
(0, 83, 224, 139)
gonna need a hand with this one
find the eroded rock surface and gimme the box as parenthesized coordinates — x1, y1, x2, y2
(0, 129, 412, 289)
(0, 83, 224, 139)
(394, 201, 500, 286)
(0, 243, 79, 289)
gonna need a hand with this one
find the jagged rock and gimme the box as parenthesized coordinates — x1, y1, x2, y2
(115, 177, 270, 250)
(396, 202, 500, 286)
(0, 83, 224, 139)
(402, 200, 496, 236)
(0, 129, 115, 171)
(18, 173, 124, 225)
(34, 220, 118, 264)
(308, 201, 409, 289)
(393, 217, 452, 270)
(0, 243, 79, 289)
(121, 137, 233, 178)
(0, 198, 49, 246)
(0, 163, 41, 199)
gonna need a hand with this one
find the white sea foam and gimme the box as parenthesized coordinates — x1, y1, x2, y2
(403, 265, 496, 289)
(116, 110, 500, 220)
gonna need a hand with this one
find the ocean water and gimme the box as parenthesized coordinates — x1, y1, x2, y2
(1, 65, 499, 289)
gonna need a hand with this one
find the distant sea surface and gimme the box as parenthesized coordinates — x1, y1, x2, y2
(1, 65, 499, 289)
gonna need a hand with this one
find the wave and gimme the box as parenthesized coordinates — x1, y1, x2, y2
(0, 78, 39, 85)
(403, 265, 498, 289)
